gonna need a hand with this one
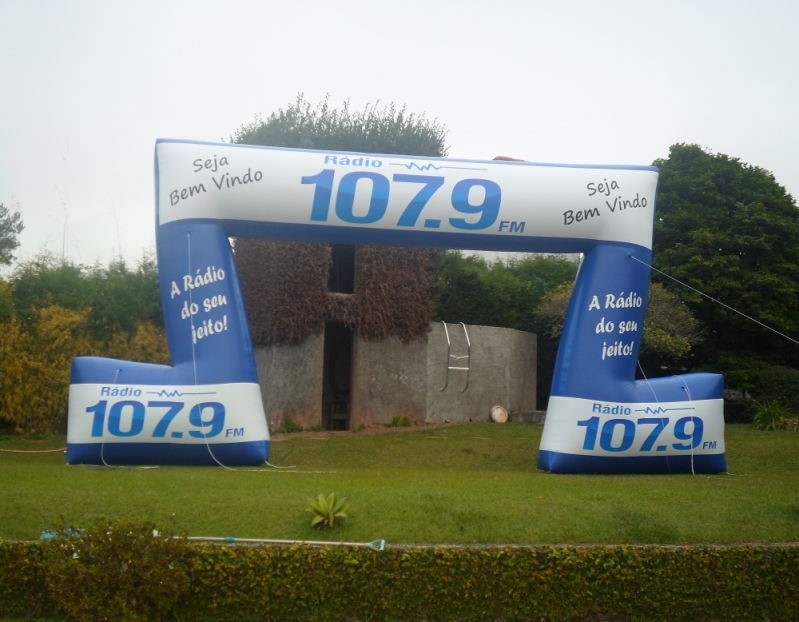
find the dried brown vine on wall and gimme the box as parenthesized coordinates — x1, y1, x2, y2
(349, 246, 436, 343)
(236, 240, 436, 346)
(234, 239, 330, 346)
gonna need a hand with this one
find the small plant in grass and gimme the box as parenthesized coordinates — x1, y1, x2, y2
(309, 423, 325, 431)
(275, 416, 304, 433)
(387, 416, 411, 428)
(752, 400, 790, 431)
(306, 493, 350, 529)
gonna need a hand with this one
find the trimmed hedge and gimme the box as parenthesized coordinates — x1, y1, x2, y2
(2, 541, 798, 621)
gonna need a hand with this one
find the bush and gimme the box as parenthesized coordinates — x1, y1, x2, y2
(752, 400, 791, 431)
(41, 518, 188, 622)
(3, 540, 799, 621)
(754, 366, 799, 411)
(0, 305, 169, 435)
(0, 254, 170, 435)
(0, 306, 96, 434)
(0, 540, 55, 619)
(275, 416, 304, 433)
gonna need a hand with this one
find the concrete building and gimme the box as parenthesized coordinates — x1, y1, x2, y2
(237, 241, 538, 431)
(254, 322, 537, 430)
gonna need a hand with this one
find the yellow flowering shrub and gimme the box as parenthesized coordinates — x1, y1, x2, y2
(0, 306, 169, 435)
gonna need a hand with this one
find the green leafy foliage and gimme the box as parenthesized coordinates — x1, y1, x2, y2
(3, 540, 799, 621)
(753, 365, 799, 410)
(653, 144, 799, 385)
(0, 202, 24, 266)
(275, 416, 304, 433)
(0, 540, 55, 619)
(387, 416, 411, 427)
(306, 493, 350, 529)
(0, 252, 169, 434)
(535, 282, 704, 378)
(751, 400, 791, 430)
(9, 252, 163, 338)
(41, 518, 188, 622)
(233, 94, 448, 158)
(434, 251, 578, 332)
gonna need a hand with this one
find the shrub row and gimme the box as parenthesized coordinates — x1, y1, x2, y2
(2, 538, 798, 621)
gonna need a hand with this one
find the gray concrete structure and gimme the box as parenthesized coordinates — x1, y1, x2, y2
(254, 323, 537, 430)
(253, 332, 323, 431)
(425, 323, 537, 424)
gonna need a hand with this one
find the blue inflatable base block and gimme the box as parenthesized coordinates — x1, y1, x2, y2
(66, 441, 269, 466)
(537, 450, 727, 474)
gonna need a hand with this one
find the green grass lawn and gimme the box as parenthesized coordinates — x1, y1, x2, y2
(1, 423, 797, 545)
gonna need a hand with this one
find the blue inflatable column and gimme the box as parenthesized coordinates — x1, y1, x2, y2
(538, 243, 726, 474)
(66, 221, 270, 466)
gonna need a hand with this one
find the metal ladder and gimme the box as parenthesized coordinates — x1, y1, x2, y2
(440, 322, 471, 392)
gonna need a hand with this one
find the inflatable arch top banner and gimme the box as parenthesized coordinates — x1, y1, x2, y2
(67, 139, 726, 473)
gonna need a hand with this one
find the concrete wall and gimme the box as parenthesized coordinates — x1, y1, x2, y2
(350, 333, 428, 427)
(426, 323, 537, 423)
(253, 323, 536, 429)
(253, 332, 324, 430)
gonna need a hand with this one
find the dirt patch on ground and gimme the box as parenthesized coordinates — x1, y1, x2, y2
(270, 421, 462, 442)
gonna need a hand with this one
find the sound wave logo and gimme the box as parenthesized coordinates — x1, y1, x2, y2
(390, 162, 487, 171)
(634, 406, 695, 415)
(145, 390, 217, 398)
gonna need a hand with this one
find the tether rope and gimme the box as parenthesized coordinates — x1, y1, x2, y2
(0, 447, 66, 453)
(629, 254, 799, 346)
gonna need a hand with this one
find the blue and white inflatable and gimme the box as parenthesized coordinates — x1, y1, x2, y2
(67, 140, 726, 472)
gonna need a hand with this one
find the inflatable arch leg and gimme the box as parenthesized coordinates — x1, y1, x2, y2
(67, 222, 269, 466)
(538, 243, 725, 474)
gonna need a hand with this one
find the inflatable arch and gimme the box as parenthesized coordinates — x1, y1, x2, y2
(67, 140, 726, 473)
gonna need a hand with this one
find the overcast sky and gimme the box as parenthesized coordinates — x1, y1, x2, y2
(1, 0, 797, 269)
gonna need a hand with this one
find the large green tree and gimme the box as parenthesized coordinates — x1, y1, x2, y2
(652, 144, 799, 388)
(233, 94, 448, 157)
(0, 202, 24, 266)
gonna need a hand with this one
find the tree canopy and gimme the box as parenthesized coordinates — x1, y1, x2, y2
(652, 144, 799, 388)
(0, 202, 24, 266)
(232, 94, 448, 157)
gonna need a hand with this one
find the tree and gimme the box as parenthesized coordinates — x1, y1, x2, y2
(0, 253, 169, 434)
(0, 202, 24, 266)
(232, 94, 448, 157)
(434, 252, 578, 332)
(652, 144, 799, 388)
(534, 282, 703, 364)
